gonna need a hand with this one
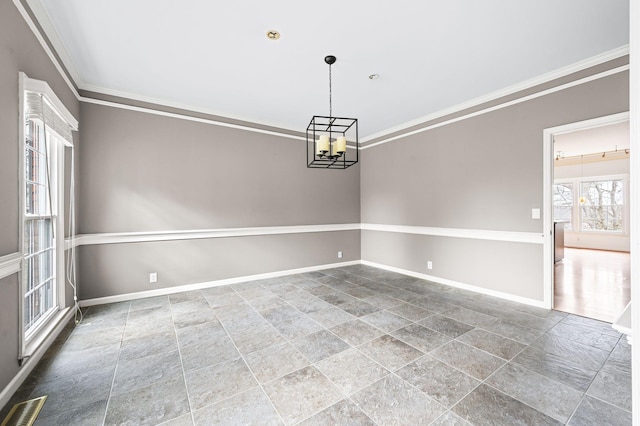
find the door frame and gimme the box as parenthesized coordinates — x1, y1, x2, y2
(542, 111, 630, 309)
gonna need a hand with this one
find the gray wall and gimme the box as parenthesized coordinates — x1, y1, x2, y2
(77, 102, 361, 299)
(0, 0, 79, 399)
(361, 68, 629, 302)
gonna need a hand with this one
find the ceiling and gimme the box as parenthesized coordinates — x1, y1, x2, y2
(27, 0, 629, 139)
(554, 121, 630, 157)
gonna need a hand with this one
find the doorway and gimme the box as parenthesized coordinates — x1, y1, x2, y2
(543, 113, 631, 323)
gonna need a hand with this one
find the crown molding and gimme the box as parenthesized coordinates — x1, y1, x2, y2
(361, 45, 629, 144)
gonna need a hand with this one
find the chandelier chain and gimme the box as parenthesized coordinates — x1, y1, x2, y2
(329, 62, 332, 118)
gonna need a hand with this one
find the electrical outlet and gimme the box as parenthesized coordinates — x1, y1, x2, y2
(337, 250, 343, 259)
(427, 261, 433, 270)
(149, 272, 158, 283)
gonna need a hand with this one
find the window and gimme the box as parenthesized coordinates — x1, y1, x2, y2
(580, 179, 624, 232)
(23, 116, 58, 337)
(20, 73, 78, 360)
(553, 183, 573, 229)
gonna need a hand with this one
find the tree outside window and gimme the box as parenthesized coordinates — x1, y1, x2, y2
(580, 179, 623, 232)
(553, 183, 573, 229)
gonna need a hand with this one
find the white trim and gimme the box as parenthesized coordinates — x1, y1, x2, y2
(21, 72, 79, 131)
(543, 112, 631, 310)
(362, 65, 629, 151)
(65, 224, 361, 248)
(612, 301, 632, 338)
(0, 307, 74, 410)
(361, 223, 543, 244)
(362, 46, 629, 144)
(361, 260, 546, 308)
(79, 260, 360, 307)
(63, 223, 545, 249)
(11, 0, 80, 100)
(629, 0, 639, 422)
(0, 253, 22, 280)
(79, 96, 305, 142)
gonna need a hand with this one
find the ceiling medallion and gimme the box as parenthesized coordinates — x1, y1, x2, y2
(306, 55, 359, 169)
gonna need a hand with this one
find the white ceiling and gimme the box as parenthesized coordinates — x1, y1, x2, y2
(28, 0, 629, 139)
(554, 121, 630, 157)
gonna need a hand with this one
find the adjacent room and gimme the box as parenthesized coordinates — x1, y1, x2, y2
(0, 0, 636, 425)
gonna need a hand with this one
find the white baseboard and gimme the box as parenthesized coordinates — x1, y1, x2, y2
(0, 307, 75, 410)
(79, 260, 361, 307)
(361, 260, 547, 309)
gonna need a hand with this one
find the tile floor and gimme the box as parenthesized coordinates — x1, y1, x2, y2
(1, 265, 633, 425)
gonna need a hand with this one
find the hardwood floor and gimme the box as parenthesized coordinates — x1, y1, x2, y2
(554, 248, 631, 323)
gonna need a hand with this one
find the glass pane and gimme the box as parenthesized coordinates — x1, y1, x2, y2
(580, 180, 623, 232)
(24, 219, 53, 254)
(553, 183, 573, 206)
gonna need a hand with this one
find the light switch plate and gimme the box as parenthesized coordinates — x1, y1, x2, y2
(531, 208, 541, 219)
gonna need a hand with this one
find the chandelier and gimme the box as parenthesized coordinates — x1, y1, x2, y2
(306, 55, 359, 169)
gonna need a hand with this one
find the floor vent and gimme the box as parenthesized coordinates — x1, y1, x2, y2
(1, 396, 47, 426)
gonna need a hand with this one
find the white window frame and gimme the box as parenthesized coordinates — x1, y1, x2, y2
(18, 73, 77, 360)
(554, 173, 630, 235)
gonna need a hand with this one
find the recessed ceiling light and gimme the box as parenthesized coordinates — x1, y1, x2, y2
(266, 30, 281, 40)
(368, 74, 380, 80)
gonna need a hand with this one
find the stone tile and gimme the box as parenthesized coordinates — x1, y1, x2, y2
(387, 303, 432, 321)
(179, 336, 239, 372)
(430, 411, 472, 426)
(169, 290, 205, 304)
(496, 310, 560, 332)
(38, 343, 120, 383)
(31, 364, 114, 419)
(479, 318, 542, 344)
(192, 388, 283, 426)
(175, 320, 227, 348)
(562, 314, 622, 337)
(456, 328, 526, 360)
(390, 324, 451, 353)
(339, 300, 381, 317)
(547, 321, 620, 352)
(158, 414, 194, 426)
(184, 357, 257, 410)
(261, 305, 323, 340)
(203, 291, 243, 308)
(292, 330, 350, 363)
(62, 324, 124, 351)
(129, 295, 170, 312)
(112, 350, 183, 396)
(83, 301, 131, 319)
(360, 310, 412, 333)
(608, 340, 632, 374)
(568, 395, 632, 426)
(225, 322, 286, 355)
(105, 373, 190, 426)
(512, 346, 598, 392)
(329, 319, 384, 346)
(397, 355, 480, 408)
(199, 285, 236, 297)
(486, 362, 583, 423)
(529, 334, 610, 371)
(351, 374, 445, 425)
(170, 299, 210, 316)
(35, 398, 107, 426)
(453, 384, 561, 425)
(430, 341, 504, 380)
(315, 348, 389, 395)
(172, 307, 218, 329)
(245, 294, 287, 311)
(441, 306, 496, 327)
(263, 366, 343, 425)
(361, 294, 402, 310)
(587, 363, 632, 412)
(419, 314, 474, 338)
(245, 341, 309, 383)
(302, 304, 354, 328)
(357, 335, 423, 371)
(298, 399, 375, 426)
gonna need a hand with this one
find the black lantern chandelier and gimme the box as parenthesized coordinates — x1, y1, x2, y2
(307, 55, 359, 169)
